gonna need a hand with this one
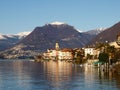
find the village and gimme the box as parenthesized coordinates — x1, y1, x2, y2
(34, 35, 120, 75)
(36, 41, 120, 64)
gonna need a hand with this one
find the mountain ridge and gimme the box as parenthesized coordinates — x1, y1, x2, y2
(87, 22, 120, 45)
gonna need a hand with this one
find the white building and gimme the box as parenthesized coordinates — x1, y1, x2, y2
(83, 48, 100, 59)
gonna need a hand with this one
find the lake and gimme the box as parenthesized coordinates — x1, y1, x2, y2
(0, 59, 120, 90)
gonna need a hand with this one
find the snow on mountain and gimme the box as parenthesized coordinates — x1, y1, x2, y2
(16, 31, 31, 36)
(48, 21, 83, 33)
(16, 31, 31, 39)
(0, 34, 6, 40)
(0, 31, 31, 40)
(85, 28, 107, 35)
(49, 21, 66, 25)
(47, 21, 106, 34)
(76, 29, 83, 33)
(95, 28, 107, 33)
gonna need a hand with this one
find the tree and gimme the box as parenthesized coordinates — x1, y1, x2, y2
(98, 52, 109, 62)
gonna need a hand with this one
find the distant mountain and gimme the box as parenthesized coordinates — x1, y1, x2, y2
(16, 22, 93, 50)
(87, 22, 120, 45)
(0, 22, 94, 59)
(83, 28, 106, 43)
(0, 31, 31, 51)
(16, 31, 31, 39)
(85, 28, 107, 35)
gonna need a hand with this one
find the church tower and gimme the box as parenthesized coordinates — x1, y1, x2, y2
(55, 42, 59, 50)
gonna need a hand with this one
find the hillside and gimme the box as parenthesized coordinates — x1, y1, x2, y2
(87, 22, 120, 45)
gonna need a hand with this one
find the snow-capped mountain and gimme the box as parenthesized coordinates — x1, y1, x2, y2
(0, 31, 31, 40)
(0, 31, 31, 51)
(48, 21, 83, 33)
(16, 31, 31, 39)
(0, 22, 94, 59)
(88, 22, 120, 45)
(0, 21, 108, 59)
(84, 28, 107, 35)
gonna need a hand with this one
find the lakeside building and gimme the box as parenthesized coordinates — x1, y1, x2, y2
(42, 43, 73, 60)
(83, 48, 100, 59)
(42, 43, 99, 61)
(83, 47, 100, 64)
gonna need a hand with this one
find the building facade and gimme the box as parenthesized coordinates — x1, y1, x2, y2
(43, 43, 73, 60)
(43, 49, 73, 60)
(83, 48, 100, 59)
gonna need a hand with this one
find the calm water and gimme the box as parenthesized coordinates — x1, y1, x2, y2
(0, 59, 120, 90)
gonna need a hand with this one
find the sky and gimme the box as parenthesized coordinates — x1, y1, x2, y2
(0, 0, 120, 34)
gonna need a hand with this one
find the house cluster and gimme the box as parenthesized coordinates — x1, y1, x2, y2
(43, 43, 73, 60)
(42, 42, 100, 60)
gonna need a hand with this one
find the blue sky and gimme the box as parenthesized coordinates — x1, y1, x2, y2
(0, 0, 120, 34)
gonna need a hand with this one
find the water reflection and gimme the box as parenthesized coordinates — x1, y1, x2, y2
(43, 61, 74, 89)
(0, 60, 119, 90)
